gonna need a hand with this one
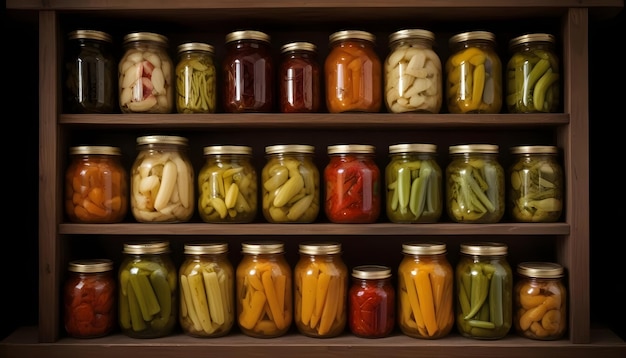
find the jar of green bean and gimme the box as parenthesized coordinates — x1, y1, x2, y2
(175, 42, 217, 113)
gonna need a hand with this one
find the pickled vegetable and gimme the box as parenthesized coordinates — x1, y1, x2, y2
(349, 266, 394, 338)
(175, 43, 217, 113)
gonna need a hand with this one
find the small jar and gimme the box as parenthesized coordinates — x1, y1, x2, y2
(64, 259, 116, 338)
(445, 31, 502, 114)
(397, 242, 453, 339)
(294, 242, 348, 338)
(64, 30, 117, 113)
(130, 135, 194, 223)
(325, 30, 382, 113)
(222, 30, 274, 112)
(64, 146, 128, 223)
(324, 144, 380, 223)
(456, 242, 512, 340)
(279, 42, 321, 113)
(198, 145, 258, 223)
(236, 241, 292, 338)
(118, 241, 177, 338)
(514, 262, 567, 340)
(175, 42, 217, 113)
(506, 33, 560, 113)
(385, 29, 442, 114)
(118, 32, 173, 113)
(509, 145, 563, 222)
(446, 144, 505, 223)
(179, 242, 235, 337)
(349, 265, 395, 338)
(385, 143, 442, 223)
(261, 144, 319, 223)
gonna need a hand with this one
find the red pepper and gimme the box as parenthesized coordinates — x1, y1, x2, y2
(349, 281, 394, 338)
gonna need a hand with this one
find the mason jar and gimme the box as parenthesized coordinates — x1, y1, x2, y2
(349, 265, 395, 338)
(175, 42, 217, 113)
(279, 41, 321, 113)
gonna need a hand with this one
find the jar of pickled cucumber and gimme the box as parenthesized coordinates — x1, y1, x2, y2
(294, 242, 348, 338)
(325, 30, 382, 113)
(130, 135, 194, 223)
(118, 241, 177, 338)
(179, 242, 234, 337)
(175, 42, 217, 113)
(506, 33, 560, 113)
(446, 144, 505, 223)
(279, 41, 321, 113)
(119, 32, 173, 113)
(198, 145, 258, 223)
(262, 144, 319, 223)
(445, 31, 502, 114)
(349, 265, 395, 338)
(65, 146, 128, 223)
(509, 145, 563, 222)
(397, 242, 453, 339)
(456, 242, 512, 340)
(385, 143, 442, 223)
(236, 241, 292, 338)
(385, 29, 442, 114)
(514, 262, 566, 340)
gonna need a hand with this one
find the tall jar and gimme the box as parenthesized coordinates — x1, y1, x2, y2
(446, 144, 505, 223)
(385, 29, 442, 114)
(175, 42, 217, 113)
(236, 241, 292, 338)
(118, 32, 173, 113)
(349, 265, 395, 338)
(63, 259, 116, 338)
(445, 31, 502, 114)
(294, 242, 348, 338)
(456, 242, 512, 340)
(324, 144, 380, 223)
(64, 146, 128, 223)
(509, 145, 563, 222)
(198, 145, 258, 223)
(222, 30, 274, 112)
(397, 242, 453, 339)
(130, 135, 194, 223)
(385, 143, 442, 223)
(118, 241, 177, 338)
(179, 242, 235, 337)
(279, 41, 321, 113)
(514, 262, 567, 340)
(261, 144, 319, 223)
(325, 30, 382, 113)
(64, 30, 117, 113)
(506, 33, 560, 113)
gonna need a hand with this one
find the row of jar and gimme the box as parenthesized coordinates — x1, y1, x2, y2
(64, 241, 567, 342)
(65, 28, 560, 115)
(65, 136, 563, 225)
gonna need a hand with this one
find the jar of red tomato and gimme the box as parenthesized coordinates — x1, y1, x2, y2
(349, 265, 395, 338)
(279, 41, 321, 113)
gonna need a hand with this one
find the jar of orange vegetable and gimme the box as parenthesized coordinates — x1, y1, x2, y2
(349, 265, 395, 338)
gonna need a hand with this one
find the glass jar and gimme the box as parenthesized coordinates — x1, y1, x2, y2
(64, 146, 128, 223)
(509, 145, 563, 222)
(261, 144, 319, 223)
(349, 265, 395, 338)
(325, 30, 382, 113)
(294, 242, 348, 338)
(64, 29, 117, 113)
(63, 259, 116, 338)
(279, 41, 321, 113)
(446, 144, 505, 223)
(236, 241, 292, 338)
(179, 242, 235, 337)
(514, 262, 567, 340)
(130, 135, 194, 223)
(198, 145, 257, 223)
(397, 242, 453, 339)
(456, 242, 512, 340)
(445, 31, 502, 114)
(385, 29, 442, 114)
(222, 30, 274, 112)
(506, 33, 560, 113)
(385, 143, 442, 223)
(324, 144, 380, 223)
(118, 241, 177, 338)
(175, 42, 217, 113)
(118, 32, 173, 113)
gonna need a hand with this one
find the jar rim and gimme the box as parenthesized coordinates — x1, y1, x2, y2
(449, 31, 496, 46)
(389, 143, 437, 154)
(449, 144, 499, 154)
(388, 29, 435, 45)
(225, 30, 271, 44)
(329, 30, 376, 45)
(281, 41, 317, 53)
(69, 146, 121, 156)
(177, 42, 215, 54)
(510, 145, 558, 155)
(184, 242, 229, 255)
(352, 265, 392, 280)
(327, 144, 375, 154)
(68, 29, 113, 43)
(203, 145, 252, 156)
(298, 241, 342, 255)
(509, 33, 556, 48)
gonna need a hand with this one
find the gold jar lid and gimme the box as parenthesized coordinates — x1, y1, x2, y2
(184, 242, 229, 255)
(281, 41, 317, 54)
(327, 144, 375, 155)
(329, 30, 376, 45)
(402, 241, 447, 255)
(123, 32, 169, 46)
(509, 33, 555, 49)
(517, 262, 564, 278)
(203, 145, 252, 156)
(389, 143, 437, 154)
(388, 29, 435, 45)
(298, 242, 342, 255)
(449, 31, 496, 46)
(177, 42, 215, 54)
(510, 145, 558, 155)
(123, 241, 171, 254)
(225, 30, 271, 44)
(265, 144, 315, 155)
(136, 135, 189, 146)
(352, 265, 391, 280)
(68, 259, 114, 273)
(241, 241, 284, 255)
(460, 242, 508, 256)
(69, 146, 121, 156)
(68, 29, 113, 43)
(449, 144, 499, 154)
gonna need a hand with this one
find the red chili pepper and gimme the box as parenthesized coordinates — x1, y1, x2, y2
(349, 282, 394, 338)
